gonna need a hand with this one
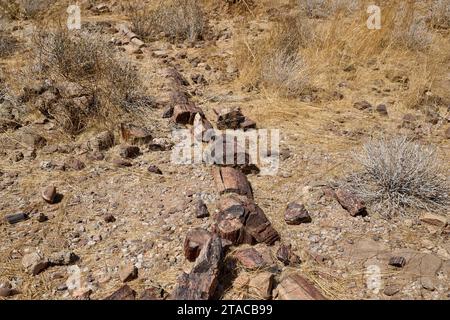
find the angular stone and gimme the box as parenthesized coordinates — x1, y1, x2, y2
(172, 234, 223, 300)
(119, 145, 141, 159)
(105, 285, 136, 300)
(212, 167, 253, 199)
(196, 199, 209, 218)
(184, 228, 212, 262)
(275, 273, 326, 300)
(119, 124, 152, 145)
(119, 263, 138, 282)
(389, 256, 406, 268)
(244, 205, 280, 245)
(172, 104, 205, 125)
(234, 247, 267, 270)
(276, 244, 300, 266)
(285, 202, 312, 225)
(22, 252, 49, 275)
(335, 188, 367, 216)
(42, 186, 57, 204)
(383, 284, 400, 296)
(5, 213, 28, 225)
(49, 251, 78, 266)
(376, 104, 388, 116)
(216, 107, 246, 130)
(147, 165, 162, 175)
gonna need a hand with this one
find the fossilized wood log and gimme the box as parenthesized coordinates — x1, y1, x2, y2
(184, 228, 212, 262)
(172, 104, 205, 125)
(172, 234, 223, 300)
(335, 188, 367, 216)
(212, 167, 253, 198)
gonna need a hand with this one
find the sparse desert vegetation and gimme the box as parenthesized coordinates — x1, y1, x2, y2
(0, 0, 449, 301)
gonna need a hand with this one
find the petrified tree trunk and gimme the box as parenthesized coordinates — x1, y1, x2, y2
(172, 234, 223, 300)
(212, 167, 253, 199)
(275, 273, 327, 300)
(184, 228, 212, 262)
(172, 104, 205, 125)
(335, 188, 367, 216)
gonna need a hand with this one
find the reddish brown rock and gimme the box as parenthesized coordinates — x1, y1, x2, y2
(244, 205, 280, 245)
(196, 199, 209, 218)
(212, 167, 253, 199)
(119, 263, 138, 282)
(335, 188, 367, 216)
(172, 234, 223, 300)
(184, 228, 212, 262)
(275, 273, 327, 300)
(104, 285, 136, 300)
(276, 244, 301, 266)
(285, 202, 312, 225)
(216, 107, 246, 130)
(234, 247, 268, 270)
(172, 104, 205, 125)
(42, 186, 57, 204)
(147, 165, 162, 175)
(119, 123, 152, 145)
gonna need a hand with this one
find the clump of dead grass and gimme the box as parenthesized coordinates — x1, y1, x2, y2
(0, 0, 56, 20)
(429, 0, 450, 29)
(128, 0, 205, 43)
(29, 28, 148, 134)
(236, 13, 313, 97)
(0, 32, 18, 58)
(340, 136, 450, 218)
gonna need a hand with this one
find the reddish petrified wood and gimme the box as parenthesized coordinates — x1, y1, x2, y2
(212, 167, 253, 199)
(172, 234, 223, 300)
(104, 285, 136, 300)
(276, 273, 327, 300)
(184, 228, 212, 262)
(172, 104, 205, 125)
(335, 188, 367, 216)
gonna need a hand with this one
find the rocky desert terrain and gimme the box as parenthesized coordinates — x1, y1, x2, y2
(0, 0, 449, 300)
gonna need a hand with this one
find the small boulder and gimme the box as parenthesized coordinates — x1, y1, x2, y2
(195, 199, 209, 218)
(22, 252, 49, 275)
(119, 263, 138, 282)
(285, 202, 312, 225)
(119, 145, 141, 159)
(249, 272, 274, 300)
(42, 186, 57, 204)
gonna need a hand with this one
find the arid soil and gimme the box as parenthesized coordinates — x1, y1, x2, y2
(0, 0, 449, 300)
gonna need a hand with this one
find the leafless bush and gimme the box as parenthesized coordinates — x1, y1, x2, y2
(0, 0, 55, 19)
(429, 0, 450, 29)
(31, 29, 147, 134)
(395, 19, 433, 51)
(298, 0, 359, 18)
(341, 136, 450, 218)
(254, 14, 313, 96)
(0, 32, 18, 57)
(129, 0, 205, 42)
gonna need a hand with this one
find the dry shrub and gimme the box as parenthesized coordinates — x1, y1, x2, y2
(31, 28, 148, 134)
(393, 18, 433, 51)
(340, 136, 450, 218)
(0, 0, 56, 19)
(0, 32, 18, 57)
(237, 13, 313, 97)
(298, 0, 359, 18)
(129, 0, 205, 42)
(429, 0, 450, 29)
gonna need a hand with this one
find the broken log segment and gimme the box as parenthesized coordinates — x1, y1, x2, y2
(212, 167, 253, 199)
(335, 188, 367, 217)
(184, 228, 212, 262)
(172, 233, 223, 300)
(172, 104, 205, 125)
(275, 273, 327, 300)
